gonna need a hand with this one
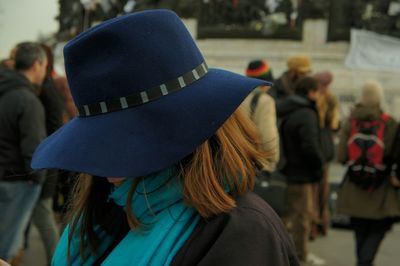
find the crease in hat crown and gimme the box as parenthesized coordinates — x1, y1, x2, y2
(64, 9, 206, 115)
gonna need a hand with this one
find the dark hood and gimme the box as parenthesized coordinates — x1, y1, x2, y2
(276, 95, 316, 117)
(0, 69, 33, 97)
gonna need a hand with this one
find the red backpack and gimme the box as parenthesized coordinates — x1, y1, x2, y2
(346, 113, 390, 190)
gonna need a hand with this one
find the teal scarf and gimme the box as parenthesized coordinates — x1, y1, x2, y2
(52, 168, 200, 265)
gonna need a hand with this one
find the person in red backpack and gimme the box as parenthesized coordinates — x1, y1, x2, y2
(337, 80, 400, 266)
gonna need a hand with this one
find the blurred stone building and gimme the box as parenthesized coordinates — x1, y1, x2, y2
(57, 0, 400, 118)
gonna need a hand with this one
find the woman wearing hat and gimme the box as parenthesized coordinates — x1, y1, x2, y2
(31, 10, 298, 266)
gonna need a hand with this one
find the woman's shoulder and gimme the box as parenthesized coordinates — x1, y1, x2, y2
(171, 192, 299, 266)
(213, 192, 291, 240)
(233, 192, 286, 230)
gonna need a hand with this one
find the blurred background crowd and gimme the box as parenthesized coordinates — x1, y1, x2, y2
(1, 1, 400, 266)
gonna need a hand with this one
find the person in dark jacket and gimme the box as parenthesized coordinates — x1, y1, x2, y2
(31, 10, 299, 266)
(0, 42, 47, 263)
(277, 76, 324, 264)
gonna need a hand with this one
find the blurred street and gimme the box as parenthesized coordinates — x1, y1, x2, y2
(308, 225, 400, 266)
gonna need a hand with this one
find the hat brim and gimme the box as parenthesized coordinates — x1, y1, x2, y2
(32, 69, 271, 177)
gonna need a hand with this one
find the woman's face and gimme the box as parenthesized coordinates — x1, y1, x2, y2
(107, 177, 127, 187)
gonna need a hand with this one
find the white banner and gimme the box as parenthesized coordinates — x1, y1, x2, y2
(345, 29, 400, 72)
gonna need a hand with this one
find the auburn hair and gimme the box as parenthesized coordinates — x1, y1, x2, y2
(66, 107, 269, 260)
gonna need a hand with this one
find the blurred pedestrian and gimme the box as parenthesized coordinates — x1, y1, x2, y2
(24, 44, 64, 265)
(272, 55, 312, 99)
(242, 59, 279, 171)
(277, 76, 325, 265)
(31, 10, 299, 266)
(0, 42, 47, 263)
(311, 71, 340, 237)
(53, 75, 77, 123)
(337, 80, 400, 266)
(51, 52, 78, 224)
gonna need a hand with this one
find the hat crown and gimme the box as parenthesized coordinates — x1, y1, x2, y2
(64, 10, 204, 107)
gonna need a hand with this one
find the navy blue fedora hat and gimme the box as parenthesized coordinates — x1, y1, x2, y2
(31, 9, 271, 178)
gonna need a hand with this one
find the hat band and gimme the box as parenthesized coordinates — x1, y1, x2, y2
(77, 62, 209, 117)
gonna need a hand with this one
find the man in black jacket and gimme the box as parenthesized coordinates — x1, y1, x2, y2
(277, 76, 324, 265)
(0, 42, 47, 262)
